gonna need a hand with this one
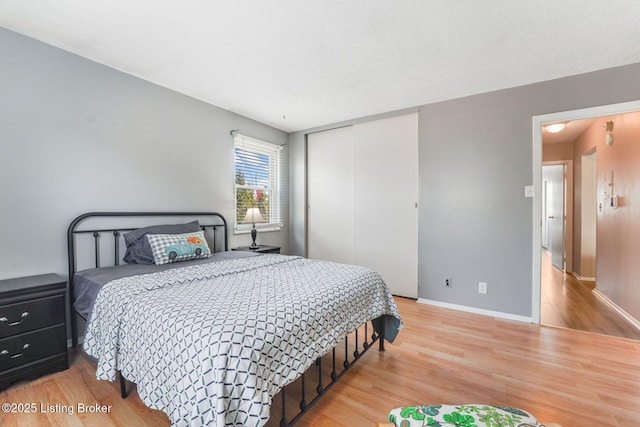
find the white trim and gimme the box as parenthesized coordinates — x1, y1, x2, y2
(532, 99, 640, 325)
(533, 118, 542, 324)
(572, 272, 595, 282)
(417, 298, 533, 324)
(593, 289, 640, 332)
(233, 225, 282, 235)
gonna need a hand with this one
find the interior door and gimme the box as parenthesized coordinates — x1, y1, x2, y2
(544, 165, 565, 270)
(352, 113, 418, 298)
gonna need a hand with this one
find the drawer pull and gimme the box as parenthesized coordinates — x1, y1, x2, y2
(0, 312, 29, 326)
(0, 344, 30, 359)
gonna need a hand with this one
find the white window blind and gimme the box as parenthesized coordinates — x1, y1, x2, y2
(234, 133, 284, 232)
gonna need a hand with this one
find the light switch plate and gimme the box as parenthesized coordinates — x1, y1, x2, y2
(525, 185, 534, 198)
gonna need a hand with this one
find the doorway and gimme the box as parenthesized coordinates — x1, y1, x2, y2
(539, 121, 638, 337)
(532, 100, 640, 335)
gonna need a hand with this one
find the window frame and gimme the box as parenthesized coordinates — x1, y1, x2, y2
(233, 133, 284, 234)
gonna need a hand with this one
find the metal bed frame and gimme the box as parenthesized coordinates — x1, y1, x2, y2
(67, 211, 385, 426)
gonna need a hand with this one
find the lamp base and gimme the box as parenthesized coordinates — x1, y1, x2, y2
(250, 227, 259, 249)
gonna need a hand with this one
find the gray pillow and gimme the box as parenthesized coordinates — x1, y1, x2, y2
(123, 221, 201, 264)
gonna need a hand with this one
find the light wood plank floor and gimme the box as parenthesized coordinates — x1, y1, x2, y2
(2, 297, 640, 426)
(541, 250, 640, 340)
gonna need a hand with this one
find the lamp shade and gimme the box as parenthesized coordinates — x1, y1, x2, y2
(242, 207, 265, 224)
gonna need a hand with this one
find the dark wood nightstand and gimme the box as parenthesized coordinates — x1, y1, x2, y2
(232, 245, 281, 254)
(0, 274, 69, 390)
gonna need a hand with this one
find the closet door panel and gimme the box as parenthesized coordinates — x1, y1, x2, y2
(352, 113, 418, 298)
(307, 126, 354, 264)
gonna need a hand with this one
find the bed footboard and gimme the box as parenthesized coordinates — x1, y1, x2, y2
(274, 318, 384, 426)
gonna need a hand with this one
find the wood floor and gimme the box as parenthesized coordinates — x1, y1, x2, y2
(540, 250, 640, 340)
(3, 296, 640, 426)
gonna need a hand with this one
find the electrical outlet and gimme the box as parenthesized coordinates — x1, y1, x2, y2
(479, 282, 488, 294)
(444, 277, 452, 287)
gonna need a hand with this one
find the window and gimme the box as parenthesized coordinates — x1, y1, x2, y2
(234, 133, 284, 233)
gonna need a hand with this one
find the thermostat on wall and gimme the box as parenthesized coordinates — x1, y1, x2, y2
(610, 195, 618, 208)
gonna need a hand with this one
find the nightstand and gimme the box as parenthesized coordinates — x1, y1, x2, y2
(232, 245, 281, 254)
(0, 274, 68, 390)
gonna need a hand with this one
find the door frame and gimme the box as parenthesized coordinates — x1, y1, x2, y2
(531, 100, 640, 324)
(578, 149, 597, 281)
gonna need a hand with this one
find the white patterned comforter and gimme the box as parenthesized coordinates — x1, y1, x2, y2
(83, 254, 402, 426)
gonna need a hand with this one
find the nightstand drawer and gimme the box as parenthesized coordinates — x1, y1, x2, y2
(0, 325, 67, 372)
(0, 295, 65, 339)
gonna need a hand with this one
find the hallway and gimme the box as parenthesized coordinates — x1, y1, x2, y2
(541, 250, 640, 340)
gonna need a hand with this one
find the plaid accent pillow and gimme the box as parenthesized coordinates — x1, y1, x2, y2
(123, 221, 200, 264)
(146, 231, 211, 265)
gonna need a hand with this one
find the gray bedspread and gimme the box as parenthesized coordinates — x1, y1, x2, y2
(73, 250, 258, 319)
(83, 254, 402, 427)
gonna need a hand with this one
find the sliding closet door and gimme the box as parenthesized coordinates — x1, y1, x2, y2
(307, 113, 418, 298)
(307, 126, 354, 264)
(353, 113, 418, 298)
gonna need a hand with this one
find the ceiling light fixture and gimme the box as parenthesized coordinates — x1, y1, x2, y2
(545, 122, 567, 133)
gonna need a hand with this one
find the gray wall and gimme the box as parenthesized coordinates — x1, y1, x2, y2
(290, 62, 640, 318)
(0, 27, 288, 280)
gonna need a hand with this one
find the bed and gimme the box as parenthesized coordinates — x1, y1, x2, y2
(67, 212, 402, 426)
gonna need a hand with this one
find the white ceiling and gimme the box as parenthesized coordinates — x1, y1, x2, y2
(2, 1, 640, 132)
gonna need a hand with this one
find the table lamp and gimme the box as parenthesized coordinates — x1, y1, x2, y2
(242, 207, 265, 249)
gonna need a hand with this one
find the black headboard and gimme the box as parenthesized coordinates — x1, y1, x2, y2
(66, 212, 228, 346)
(67, 211, 228, 278)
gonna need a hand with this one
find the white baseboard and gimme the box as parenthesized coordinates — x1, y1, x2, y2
(417, 298, 533, 323)
(593, 289, 640, 331)
(572, 272, 595, 282)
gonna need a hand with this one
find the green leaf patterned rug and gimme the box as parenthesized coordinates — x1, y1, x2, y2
(388, 404, 548, 427)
